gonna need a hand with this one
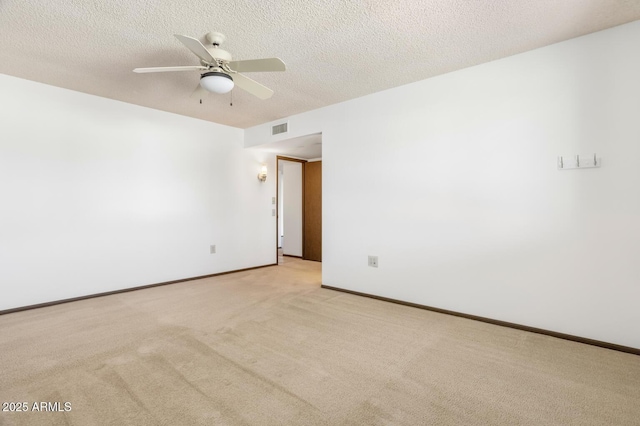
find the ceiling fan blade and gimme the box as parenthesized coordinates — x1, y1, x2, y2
(228, 58, 286, 73)
(190, 84, 209, 99)
(133, 66, 207, 73)
(174, 34, 216, 64)
(232, 73, 274, 99)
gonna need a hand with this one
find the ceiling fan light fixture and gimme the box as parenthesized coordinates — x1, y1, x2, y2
(200, 72, 234, 94)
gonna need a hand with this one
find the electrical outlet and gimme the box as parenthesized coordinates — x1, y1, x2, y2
(368, 255, 378, 268)
(272, 197, 276, 205)
(210, 245, 216, 254)
(272, 209, 276, 216)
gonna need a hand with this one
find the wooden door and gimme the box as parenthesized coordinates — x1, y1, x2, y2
(303, 161, 322, 261)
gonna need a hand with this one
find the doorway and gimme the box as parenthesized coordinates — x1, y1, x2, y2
(278, 157, 304, 259)
(276, 156, 322, 263)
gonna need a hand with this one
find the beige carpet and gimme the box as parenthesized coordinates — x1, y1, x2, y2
(1, 258, 639, 425)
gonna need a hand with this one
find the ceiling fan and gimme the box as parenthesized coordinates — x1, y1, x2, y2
(133, 32, 285, 100)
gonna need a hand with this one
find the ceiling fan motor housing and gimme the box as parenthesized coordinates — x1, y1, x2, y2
(208, 47, 232, 62)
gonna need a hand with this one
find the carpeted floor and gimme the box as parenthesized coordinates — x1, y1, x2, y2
(1, 258, 639, 425)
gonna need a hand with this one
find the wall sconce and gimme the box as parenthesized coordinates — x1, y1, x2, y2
(258, 165, 267, 182)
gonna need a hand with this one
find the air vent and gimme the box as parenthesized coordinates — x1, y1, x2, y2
(272, 122, 288, 135)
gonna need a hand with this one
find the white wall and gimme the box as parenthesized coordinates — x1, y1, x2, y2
(281, 161, 303, 257)
(0, 75, 276, 311)
(245, 21, 640, 349)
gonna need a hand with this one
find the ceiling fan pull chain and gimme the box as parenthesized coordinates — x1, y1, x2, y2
(230, 90, 233, 107)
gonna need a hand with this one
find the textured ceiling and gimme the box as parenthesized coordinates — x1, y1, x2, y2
(1, 1, 639, 129)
